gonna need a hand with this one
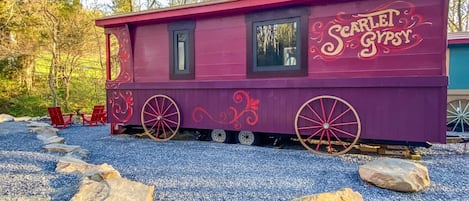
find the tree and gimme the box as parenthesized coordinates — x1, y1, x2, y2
(448, 0, 469, 32)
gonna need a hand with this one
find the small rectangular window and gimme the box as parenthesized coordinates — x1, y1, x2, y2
(175, 31, 188, 71)
(246, 7, 309, 78)
(168, 21, 195, 80)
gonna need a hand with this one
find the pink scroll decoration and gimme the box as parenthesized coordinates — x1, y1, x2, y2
(310, 1, 431, 61)
(105, 24, 133, 89)
(109, 90, 134, 123)
(192, 90, 259, 129)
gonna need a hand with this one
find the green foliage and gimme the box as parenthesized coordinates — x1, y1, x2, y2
(7, 95, 48, 117)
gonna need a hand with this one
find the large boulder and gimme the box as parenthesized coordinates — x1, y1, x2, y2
(359, 158, 430, 192)
(0, 114, 14, 123)
(292, 188, 364, 201)
(71, 177, 154, 201)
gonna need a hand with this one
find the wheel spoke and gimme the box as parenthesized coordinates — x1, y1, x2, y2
(307, 104, 324, 124)
(154, 98, 162, 115)
(449, 102, 458, 113)
(461, 118, 465, 132)
(447, 117, 459, 125)
(146, 102, 159, 116)
(149, 120, 159, 133)
(327, 100, 338, 122)
(331, 121, 358, 127)
(329, 129, 348, 149)
(161, 124, 168, 139)
(164, 111, 178, 118)
(162, 120, 176, 135)
(162, 103, 174, 116)
(320, 98, 327, 123)
(315, 130, 326, 151)
(305, 128, 324, 141)
(298, 125, 323, 130)
(447, 110, 458, 115)
(160, 97, 166, 115)
(462, 101, 469, 114)
(330, 108, 351, 124)
(452, 118, 461, 132)
(164, 118, 179, 126)
(326, 130, 332, 154)
(330, 126, 356, 138)
(144, 111, 159, 118)
(299, 115, 322, 125)
(144, 117, 158, 124)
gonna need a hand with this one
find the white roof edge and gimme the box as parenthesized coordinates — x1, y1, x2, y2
(448, 32, 469, 40)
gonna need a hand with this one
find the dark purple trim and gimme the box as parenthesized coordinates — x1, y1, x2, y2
(448, 39, 469, 45)
(109, 76, 448, 90)
(168, 20, 195, 80)
(245, 6, 309, 78)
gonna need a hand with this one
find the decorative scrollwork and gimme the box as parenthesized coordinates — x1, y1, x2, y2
(192, 90, 259, 130)
(109, 90, 134, 123)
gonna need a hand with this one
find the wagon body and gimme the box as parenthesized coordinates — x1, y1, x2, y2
(97, 0, 448, 145)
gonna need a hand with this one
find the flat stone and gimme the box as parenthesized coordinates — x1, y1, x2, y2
(30, 126, 58, 136)
(43, 136, 65, 144)
(359, 158, 430, 192)
(82, 163, 121, 182)
(36, 133, 57, 141)
(43, 144, 81, 153)
(27, 121, 51, 127)
(56, 157, 96, 174)
(292, 188, 364, 201)
(71, 177, 154, 201)
(65, 148, 89, 160)
(14, 116, 32, 122)
(0, 114, 14, 123)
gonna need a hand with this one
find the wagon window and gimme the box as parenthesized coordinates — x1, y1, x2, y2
(168, 21, 195, 80)
(246, 7, 309, 78)
(255, 19, 298, 68)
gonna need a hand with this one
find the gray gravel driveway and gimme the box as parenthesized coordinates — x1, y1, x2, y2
(1, 121, 468, 200)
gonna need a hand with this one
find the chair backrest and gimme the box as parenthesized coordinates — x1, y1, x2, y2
(91, 105, 105, 121)
(48, 107, 64, 125)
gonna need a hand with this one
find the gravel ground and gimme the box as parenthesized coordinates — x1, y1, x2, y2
(1, 121, 468, 201)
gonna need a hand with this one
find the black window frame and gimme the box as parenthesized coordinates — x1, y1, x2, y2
(168, 21, 195, 80)
(246, 7, 309, 78)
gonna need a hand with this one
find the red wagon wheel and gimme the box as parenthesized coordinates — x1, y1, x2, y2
(295, 95, 361, 156)
(141, 94, 181, 141)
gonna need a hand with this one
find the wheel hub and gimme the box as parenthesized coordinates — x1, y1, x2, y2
(323, 123, 330, 129)
(157, 116, 163, 121)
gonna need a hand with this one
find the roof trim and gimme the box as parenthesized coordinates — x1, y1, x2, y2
(448, 32, 469, 45)
(95, 0, 314, 27)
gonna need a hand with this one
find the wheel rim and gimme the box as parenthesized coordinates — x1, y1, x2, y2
(238, 131, 256, 145)
(211, 129, 227, 143)
(295, 95, 361, 156)
(141, 95, 180, 141)
(447, 99, 469, 132)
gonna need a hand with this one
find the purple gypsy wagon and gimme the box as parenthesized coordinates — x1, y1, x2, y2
(96, 0, 449, 155)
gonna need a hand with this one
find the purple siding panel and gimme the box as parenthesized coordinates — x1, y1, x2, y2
(107, 76, 447, 143)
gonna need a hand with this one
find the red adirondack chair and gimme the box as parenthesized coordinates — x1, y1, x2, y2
(48, 107, 74, 129)
(80, 105, 106, 126)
